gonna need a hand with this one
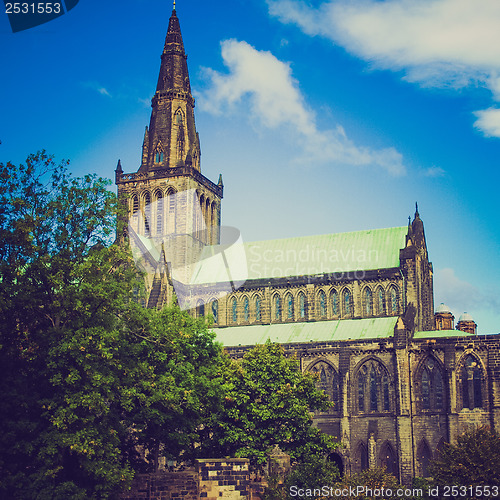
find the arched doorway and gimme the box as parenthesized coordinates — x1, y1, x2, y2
(328, 452, 344, 477)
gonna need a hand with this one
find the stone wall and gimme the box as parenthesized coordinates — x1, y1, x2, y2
(120, 471, 198, 500)
(120, 459, 253, 500)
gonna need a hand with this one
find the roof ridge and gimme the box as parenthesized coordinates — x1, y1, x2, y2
(245, 225, 407, 246)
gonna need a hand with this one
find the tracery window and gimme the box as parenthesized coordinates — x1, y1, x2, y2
(212, 300, 218, 323)
(318, 290, 326, 317)
(155, 150, 164, 163)
(331, 290, 339, 316)
(309, 361, 340, 412)
(364, 287, 373, 316)
(231, 297, 237, 324)
(298, 292, 306, 319)
(357, 360, 391, 413)
(243, 296, 249, 322)
(420, 357, 444, 410)
(286, 293, 294, 319)
(462, 354, 483, 409)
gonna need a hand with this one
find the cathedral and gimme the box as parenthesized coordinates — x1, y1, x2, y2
(115, 6, 500, 485)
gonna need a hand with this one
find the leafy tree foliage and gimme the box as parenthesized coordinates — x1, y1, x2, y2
(430, 426, 500, 491)
(0, 152, 223, 498)
(0, 152, 341, 497)
(202, 342, 338, 467)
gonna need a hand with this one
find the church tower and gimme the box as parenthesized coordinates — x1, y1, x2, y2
(116, 5, 223, 307)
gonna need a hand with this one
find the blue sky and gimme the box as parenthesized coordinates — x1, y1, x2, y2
(1, 0, 499, 333)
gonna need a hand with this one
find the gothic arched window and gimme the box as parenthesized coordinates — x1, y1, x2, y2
(357, 360, 391, 413)
(364, 287, 373, 316)
(243, 296, 249, 322)
(212, 300, 218, 324)
(462, 354, 483, 409)
(255, 296, 261, 321)
(144, 192, 151, 236)
(168, 189, 176, 212)
(197, 300, 205, 317)
(298, 292, 306, 319)
(309, 361, 340, 412)
(420, 357, 445, 410)
(377, 287, 385, 315)
(156, 190, 163, 235)
(389, 286, 399, 314)
(286, 293, 294, 319)
(231, 297, 237, 324)
(155, 150, 164, 163)
(318, 290, 326, 317)
(343, 289, 351, 316)
(331, 290, 339, 316)
(274, 294, 281, 320)
(132, 194, 139, 217)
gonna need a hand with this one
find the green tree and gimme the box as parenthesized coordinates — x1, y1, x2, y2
(0, 152, 224, 498)
(202, 341, 338, 468)
(430, 426, 500, 494)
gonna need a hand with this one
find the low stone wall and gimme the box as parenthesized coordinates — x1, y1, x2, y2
(120, 459, 257, 500)
(120, 471, 198, 500)
(198, 459, 250, 500)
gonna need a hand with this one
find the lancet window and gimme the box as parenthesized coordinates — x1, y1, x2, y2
(309, 361, 340, 412)
(255, 296, 262, 322)
(243, 296, 249, 322)
(298, 292, 306, 319)
(318, 290, 326, 318)
(420, 357, 444, 410)
(357, 359, 391, 413)
(461, 354, 483, 409)
(331, 290, 339, 316)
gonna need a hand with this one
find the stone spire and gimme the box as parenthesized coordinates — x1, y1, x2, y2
(140, 6, 201, 172)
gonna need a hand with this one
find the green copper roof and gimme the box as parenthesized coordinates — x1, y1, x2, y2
(413, 329, 475, 339)
(214, 317, 398, 347)
(193, 226, 408, 284)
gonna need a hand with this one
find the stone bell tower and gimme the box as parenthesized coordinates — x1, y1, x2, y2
(115, 4, 223, 308)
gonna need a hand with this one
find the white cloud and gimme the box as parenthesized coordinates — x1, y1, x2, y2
(82, 81, 112, 97)
(434, 268, 500, 323)
(198, 39, 405, 175)
(97, 87, 111, 97)
(267, 0, 500, 137)
(473, 108, 500, 137)
(423, 166, 445, 178)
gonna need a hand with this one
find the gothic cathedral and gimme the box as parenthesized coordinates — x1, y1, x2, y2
(116, 6, 500, 485)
